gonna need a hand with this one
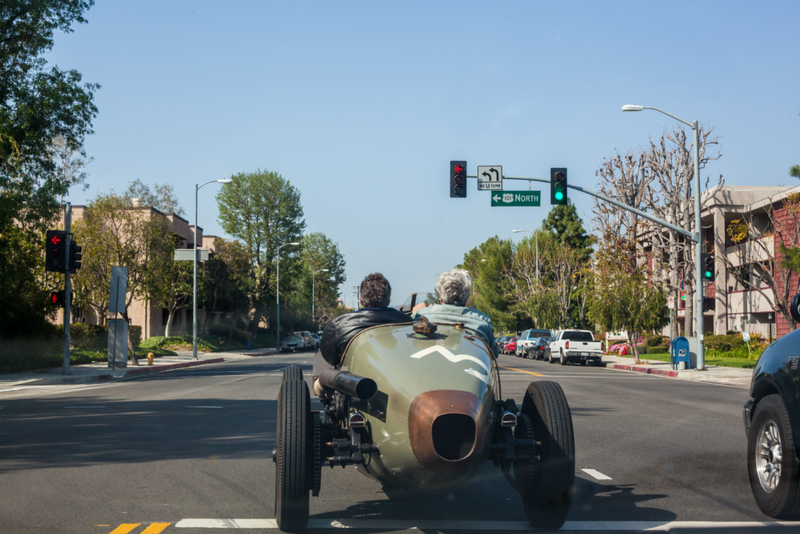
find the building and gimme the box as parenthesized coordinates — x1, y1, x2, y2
(646, 185, 800, 339)
(55, 202, 222, 338)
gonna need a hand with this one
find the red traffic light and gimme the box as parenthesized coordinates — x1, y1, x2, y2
(50, 235, 62, 245)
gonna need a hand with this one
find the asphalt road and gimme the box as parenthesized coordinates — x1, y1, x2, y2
(0, 351, 789, 534)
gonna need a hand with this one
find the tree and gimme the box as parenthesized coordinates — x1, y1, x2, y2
(542, 201, 594, 260)
(142, 231, 192, 338)
(0, 0, 98, 339)
(200, 238, 252, 335)
(460, 237, 516, 332)
(594, 126, 722, 337)
(216, 169, 306, 335)
(122, 179, 185, 216)
(589, 231, 668, 363)
(72, 193, 170, 364)
(301, 232, 346, 328)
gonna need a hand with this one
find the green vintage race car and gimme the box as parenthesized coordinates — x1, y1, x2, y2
(272, 318, 576, 532)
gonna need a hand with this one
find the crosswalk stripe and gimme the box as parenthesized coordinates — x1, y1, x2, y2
(108, 525, 140, 534)
(140, 523, 172, 534)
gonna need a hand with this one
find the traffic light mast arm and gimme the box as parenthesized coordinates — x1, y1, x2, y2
(472, 174, 697, 242)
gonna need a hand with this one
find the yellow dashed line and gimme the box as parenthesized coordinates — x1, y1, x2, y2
(108, 525, 140, 534)
(141, 523, 171, 534)
(498, 366, 545, 377)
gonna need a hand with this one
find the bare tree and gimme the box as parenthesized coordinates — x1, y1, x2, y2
(594, 126, 722, 337)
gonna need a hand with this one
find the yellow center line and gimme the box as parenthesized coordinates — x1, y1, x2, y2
(141, 523, 172, 534)
(498, 366, 545, 377)
(108, 525, 140, 534)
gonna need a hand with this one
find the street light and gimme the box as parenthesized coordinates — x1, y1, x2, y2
(193, 178, 234, 359)
(623, 104, 705, 370)
(512, 229, 539, 280)
(312, 268, 330, 330)
(276, 241, 300, 350)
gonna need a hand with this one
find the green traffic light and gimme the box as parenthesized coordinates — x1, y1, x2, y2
(705, 271, 712, 278)
(555, 191, 564, 200)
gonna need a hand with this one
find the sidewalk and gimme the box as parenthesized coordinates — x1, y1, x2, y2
(600, 353, 754, 388)
(0, 347, 280, 389)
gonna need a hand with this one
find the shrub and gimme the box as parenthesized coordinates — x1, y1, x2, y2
(635, 344, 648, 354)
(648, 346, 669, 354)
(646, 335, 666, 347)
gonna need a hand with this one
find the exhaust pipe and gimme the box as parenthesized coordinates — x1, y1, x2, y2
(318, 368, 377, 400)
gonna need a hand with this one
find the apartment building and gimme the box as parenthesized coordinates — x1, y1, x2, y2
(646, 185, 800, 339)
(56, 202, 221, 338)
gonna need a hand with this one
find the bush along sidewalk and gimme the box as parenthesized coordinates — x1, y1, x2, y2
(138, 333, 277, 353)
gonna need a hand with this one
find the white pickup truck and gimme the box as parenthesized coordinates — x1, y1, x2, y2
(547, 330, 604, 366)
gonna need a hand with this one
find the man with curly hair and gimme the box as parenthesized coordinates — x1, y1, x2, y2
(413, 268, 498, 357)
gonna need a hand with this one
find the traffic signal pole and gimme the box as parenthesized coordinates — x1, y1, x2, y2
(63, 202, 72, 375)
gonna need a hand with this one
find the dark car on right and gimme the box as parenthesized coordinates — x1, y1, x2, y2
(743, 295, 800, 519)
(528, 336, 554, 360)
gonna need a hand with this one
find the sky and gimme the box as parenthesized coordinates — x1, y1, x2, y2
(47, 0, 800, 307)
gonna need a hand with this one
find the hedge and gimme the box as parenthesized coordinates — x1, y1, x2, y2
(208, 323, 253, 345)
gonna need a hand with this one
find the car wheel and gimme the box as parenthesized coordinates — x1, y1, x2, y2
(548, 350, 555, 364)
(283, 365, 303, 381)
(520, 381, 575, 530)
(748, 394, 800, 519)
(274, 379, 312, 532)
(559, 351, 567, 366)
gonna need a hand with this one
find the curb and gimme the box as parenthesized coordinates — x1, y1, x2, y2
(242, 351, 279, 357)
(607, 363, 678, 378)
(123, 358, 225, 377)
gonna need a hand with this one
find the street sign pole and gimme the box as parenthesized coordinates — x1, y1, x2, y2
(63, 202, 71, 375)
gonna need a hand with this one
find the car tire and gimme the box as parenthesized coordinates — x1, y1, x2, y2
(283, 365, 303, 381)
(520, 381, 575, 530)
(747, 394, 800, 519)
(559, 351, 567, 366)
(274, 379, 312, 532)
(548, 350, 555, 364)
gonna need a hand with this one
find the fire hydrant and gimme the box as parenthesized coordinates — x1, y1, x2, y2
(147, 352, 154, 366)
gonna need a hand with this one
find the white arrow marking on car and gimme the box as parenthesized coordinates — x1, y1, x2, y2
(409, 346, 490, 384)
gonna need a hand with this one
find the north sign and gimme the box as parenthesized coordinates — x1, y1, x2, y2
(491, 191, 541, 207)
(477, 165, 503, 191)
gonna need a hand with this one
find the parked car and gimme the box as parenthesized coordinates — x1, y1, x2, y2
(496, 335, 512, 353)
(310, 333, 321, 349)
(517, 329, 554, 357)
(743, 295, 800, 519)
(528, 336, 554, 360)
(293, 331, 315, 351)
(547, 330, 603, 365)
(281, 334, 305, 353)
(503, 337, 518, 355)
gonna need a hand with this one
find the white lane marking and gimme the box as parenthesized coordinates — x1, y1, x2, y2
(582, 468, 612, 480)
(65, 405, 105, 409)
(175, 519, 799, 530)
(186, 406, 223, 409)
(0, 386, 53, 392)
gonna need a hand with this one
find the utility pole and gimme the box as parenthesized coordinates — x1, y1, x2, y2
(63, 202, 72, 375)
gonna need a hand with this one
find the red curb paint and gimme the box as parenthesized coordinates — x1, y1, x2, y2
(609, 363, 678, 378)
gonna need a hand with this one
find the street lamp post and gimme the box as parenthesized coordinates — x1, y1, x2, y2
(623, 104, 705, 370)
(312, 268, 330, 330)
(193, 178, 233, 360)
(512, 229, 539, 280)
(276, 241, 300, 351)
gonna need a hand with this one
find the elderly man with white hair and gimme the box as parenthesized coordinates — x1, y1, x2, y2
(412, 268, 498, 357)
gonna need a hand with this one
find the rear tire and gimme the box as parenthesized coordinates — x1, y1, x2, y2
(520, 381, 575, 530)
(275, 379, 312, 532)
(748, 394, 800, 519)
(548, 350, 555, 364)
(559, 351, 567, 366)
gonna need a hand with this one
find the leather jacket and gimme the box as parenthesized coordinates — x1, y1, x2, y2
(320, 307, 411, 365)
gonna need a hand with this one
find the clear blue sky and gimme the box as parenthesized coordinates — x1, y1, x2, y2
(48, 0, 800, 306)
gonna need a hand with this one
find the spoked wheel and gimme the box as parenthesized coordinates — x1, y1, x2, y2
(747, 394, 800, 519)
(283, 365, 303, 381)
(275, 379, 312, 532)
(520, 381, 575, 530)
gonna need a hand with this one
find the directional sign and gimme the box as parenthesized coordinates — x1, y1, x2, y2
(477, 165, 503, 191)
(491, 191, 541, 207)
